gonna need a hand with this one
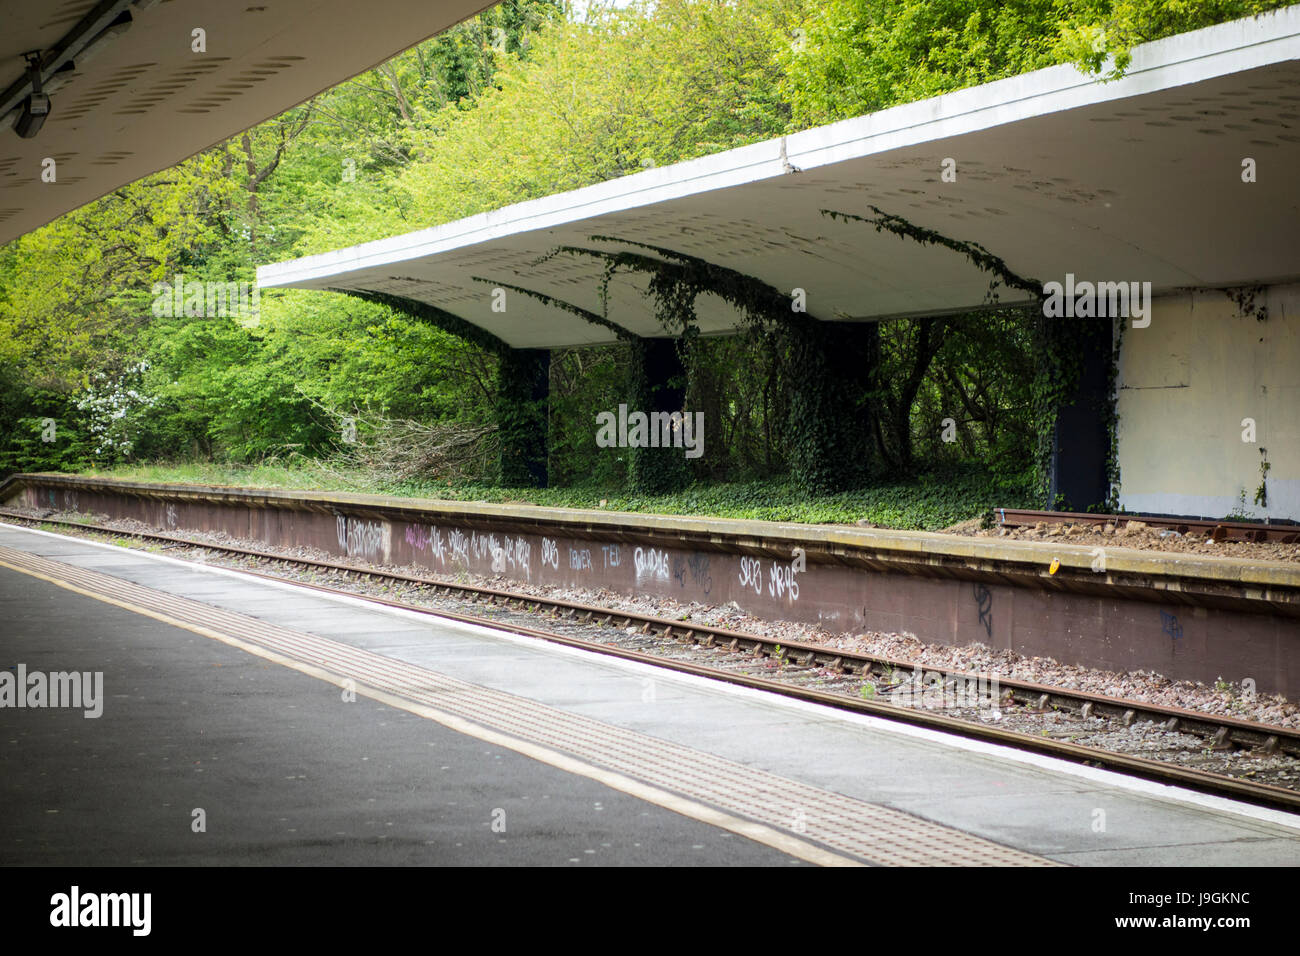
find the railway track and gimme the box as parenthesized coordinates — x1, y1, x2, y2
(4, 506, 1300, 813)
(995, 507, 1300, 543)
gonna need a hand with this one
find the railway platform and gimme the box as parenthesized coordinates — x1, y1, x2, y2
(1, 521, 1296, 866)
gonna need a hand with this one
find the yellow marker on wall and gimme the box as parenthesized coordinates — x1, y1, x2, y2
(1049, 558, 1061, 575)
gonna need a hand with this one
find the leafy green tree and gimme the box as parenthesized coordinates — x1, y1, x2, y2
(780, 0, 1293, 128)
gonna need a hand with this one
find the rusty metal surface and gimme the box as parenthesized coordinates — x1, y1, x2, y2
(4, 473, 1299, 697)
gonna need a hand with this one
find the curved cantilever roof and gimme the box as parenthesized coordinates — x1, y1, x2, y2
(260, 7, 1300, 349)
(0, 0, 492, 244)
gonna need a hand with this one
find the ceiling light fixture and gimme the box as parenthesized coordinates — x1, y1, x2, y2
(0, 0, 138, 137)
(15, 54, 50, 139)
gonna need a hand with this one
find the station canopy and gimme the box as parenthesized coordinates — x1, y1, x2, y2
(260, 9, 1300, 350)
(1, 0, 491, 244)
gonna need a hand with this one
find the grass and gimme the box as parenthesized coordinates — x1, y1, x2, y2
(65, 460, 1037, 531)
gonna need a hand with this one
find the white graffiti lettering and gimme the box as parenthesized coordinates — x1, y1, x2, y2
(738, 557, 764, 596)
(768, 562, 800, 602)
(337, 517, 386, 560)
(448, 529, 470, 565)
(634, 547, 670, 582)
(479, 533, 503, 572)
(496, 536, 529, 574)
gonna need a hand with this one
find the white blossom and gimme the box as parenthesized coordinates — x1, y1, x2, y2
(74, 361, 157, 461)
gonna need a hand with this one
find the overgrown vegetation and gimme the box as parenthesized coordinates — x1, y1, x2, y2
(74, 460, 1035, 530)
(2, 0, 1289, 523)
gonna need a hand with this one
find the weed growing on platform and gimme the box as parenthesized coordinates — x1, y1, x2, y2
(78, 461, 1035, 531)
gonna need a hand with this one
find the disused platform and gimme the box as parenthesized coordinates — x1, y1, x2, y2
(2, 472, 1297, 697)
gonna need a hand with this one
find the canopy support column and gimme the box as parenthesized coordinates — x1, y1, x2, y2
(627, 337, 691, 495)
(496, 347, 550, 488)
(1041, 317, 1115, 512)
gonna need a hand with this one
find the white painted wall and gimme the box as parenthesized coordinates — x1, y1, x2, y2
(1117, 282, 1300, 520)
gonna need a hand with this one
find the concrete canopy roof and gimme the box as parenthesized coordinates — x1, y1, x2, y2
(1, 0, 491, 244)
(260, 7, 1300, 350)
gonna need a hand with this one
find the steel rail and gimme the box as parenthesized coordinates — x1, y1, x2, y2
(995, 507, 1300, 543)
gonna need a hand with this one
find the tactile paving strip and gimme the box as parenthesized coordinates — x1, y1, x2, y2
(0, 544, 1058, 866)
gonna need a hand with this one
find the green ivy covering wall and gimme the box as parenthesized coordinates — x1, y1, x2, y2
(625, 337, 694, 494)
(558, 238, 881, 494)
(496, 347, 550, 487)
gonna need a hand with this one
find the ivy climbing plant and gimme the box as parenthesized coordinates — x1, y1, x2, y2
(821, 205, 1121, 510)
(549, 237, 878, 494)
